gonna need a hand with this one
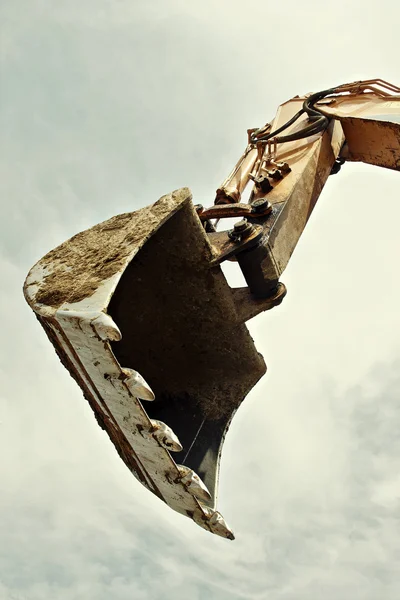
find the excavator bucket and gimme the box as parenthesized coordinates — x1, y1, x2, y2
(24, 188, 285, 539)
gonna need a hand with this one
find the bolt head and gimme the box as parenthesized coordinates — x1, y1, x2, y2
(233, 218, 249, 232)
(251, 198, 272, 214)
(229, 218, 255, 242)
(254, 175, 273, 193)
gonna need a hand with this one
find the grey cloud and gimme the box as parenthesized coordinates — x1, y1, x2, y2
(1, 1, 399, 598)
(1, 347, 399, 598)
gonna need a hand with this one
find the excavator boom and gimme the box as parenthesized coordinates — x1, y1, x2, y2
(24, 79, 400, 539)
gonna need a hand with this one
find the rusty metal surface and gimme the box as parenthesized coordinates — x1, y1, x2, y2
(339, 117, 400, 170)
(316, 80, 400, 170)
(262, 118, 344, 278)
(213, 106, 344, 291)
(207, 225, 264, 264)
(215, 146, 258, 204)
(232, 283, 287, 323)
(198, 201, 272, 221)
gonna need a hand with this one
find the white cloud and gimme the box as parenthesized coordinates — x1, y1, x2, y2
(1, 1, 399, 598)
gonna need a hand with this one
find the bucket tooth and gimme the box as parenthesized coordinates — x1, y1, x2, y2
(177, 465, 212, 502)
(193, 506, 235, 540)
(91, 312, 122, 342)
(121, 367, 155, 401)
(150, 419, 183, 452)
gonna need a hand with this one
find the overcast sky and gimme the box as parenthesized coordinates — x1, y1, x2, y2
(1, 1, 400, 599)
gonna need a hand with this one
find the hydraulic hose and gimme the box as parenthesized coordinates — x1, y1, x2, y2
(251, 87, 337, 145)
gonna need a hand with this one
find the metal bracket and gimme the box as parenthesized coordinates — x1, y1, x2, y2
(204, 201, 286, 311)
(208, 224, 264, 265)
(195, 200, 272, 222)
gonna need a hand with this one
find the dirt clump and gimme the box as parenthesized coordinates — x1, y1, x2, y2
(33, 188, 191, 308)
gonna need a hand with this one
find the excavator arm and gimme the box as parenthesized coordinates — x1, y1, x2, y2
(210, 79, 400, 299)
(24, 79, 400, 540)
